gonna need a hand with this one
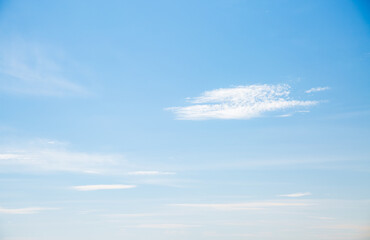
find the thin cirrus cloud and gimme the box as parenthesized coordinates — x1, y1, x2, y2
(0, 207, 55, 214)
(305, 86, 330, 93)
(279, 192, 312, 198)
(127, 224, 200, 229)
(72, 184, 136, 191)
(166, 84, 318, 120)
(172, 201, 311, 210)
(0, 139, 125, 173)
(0, 40, 88, 96)
(105, 213, 160, 218)
(128, 171, 176, 176)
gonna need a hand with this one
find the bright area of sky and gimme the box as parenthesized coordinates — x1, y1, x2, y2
(0, 0, 370, 239)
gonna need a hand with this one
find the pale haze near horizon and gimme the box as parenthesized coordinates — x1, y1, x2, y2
(0, 0, 370, 239)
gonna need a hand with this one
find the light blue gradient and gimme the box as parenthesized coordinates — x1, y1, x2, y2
(0, 0, 369, 239)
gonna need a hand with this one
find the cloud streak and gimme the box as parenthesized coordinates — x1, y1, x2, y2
(128, 171, 176, 176)
(172, 201, 311, 210)
(0, 207, 55, 214)
(72, 184, 136, 191)
(0, 40, 88, 96)
(127, 224, 200, 229)
(305, 87, 330, 93)
(0, 139, 125, 173)
(279, 192, 312, 198)
(167, 84, 318, 120)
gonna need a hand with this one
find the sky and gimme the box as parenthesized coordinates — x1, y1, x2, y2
(0, 0, 370, 239)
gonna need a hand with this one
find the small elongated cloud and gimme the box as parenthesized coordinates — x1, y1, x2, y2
(72, 184, 136, 191)
(172, 201, 310, 210)
(277, 113, 293, 118)
(0, 139, 125, 173)
(0, 207, 55, 214)
(127, 224, 200, 229)
(305, 87, 330, 93)
(279, 192, 312, 198)
(167, 84, 318, 120)
(128, 171, 176, 176)
(105, 213, 160, 218)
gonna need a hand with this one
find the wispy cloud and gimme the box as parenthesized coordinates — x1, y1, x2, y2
(277, 113, 293, 118)
(305, 87, 330, 93)
(172, 201, 311, 210)
(127, 224, 200, 229)
(0, 40, 89, 96)
(167, 84, 318, 120)
(311, 224, 370, 231)
(0, 207, 55, 214)
(279, 192, 312, 198)
(0, 139, 125, 173)
(105, 213, 160, 218)
(128, 171, 176, 176)
(72, 184, 136, 191)
(310, 216, 336, 220)
(203, 232, 264, 238)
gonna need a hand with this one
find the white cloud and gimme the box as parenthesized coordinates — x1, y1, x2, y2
(204, 232, 261, 237)
(172, 201, 311, 210)
(0, 140, 179, 187)
(0, 154, 19, 160)
(310, 216, 336, 220)
(0, 40, 88, 96)
(311, 224, 370, 231)
(279, 192, 312, 198)
(72, 184, 136, 191)
(0, 207, 55, 214)
(128, 171, 176, 176)
(0, 139, 125, 173)
(167, 84, 318, 120)
(128, 224, 200, 229)
(305, 87, 330, 93)
(105, 213, 160, 218)
(277, 113, 293, 118)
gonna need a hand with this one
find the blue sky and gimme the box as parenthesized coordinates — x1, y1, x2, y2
(0, 0, 370, 239)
